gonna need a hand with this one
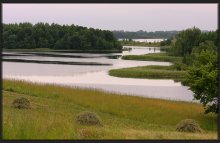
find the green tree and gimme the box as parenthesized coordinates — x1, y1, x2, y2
(3, 22, 122, 51)
(170, 27, 201, 56)
(184, 47, 218, 114)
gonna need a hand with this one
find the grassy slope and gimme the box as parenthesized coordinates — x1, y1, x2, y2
(3, 80, 217, 139)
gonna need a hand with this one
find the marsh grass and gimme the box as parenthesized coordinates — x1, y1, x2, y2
(122, 53, 182, 62)
(109, 65, 186, 80)
(3, 79, 217, 139)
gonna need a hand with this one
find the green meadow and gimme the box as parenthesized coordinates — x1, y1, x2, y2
(3, 79, 217, 139)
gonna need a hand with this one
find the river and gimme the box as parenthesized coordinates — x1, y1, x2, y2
(2, 46, 195, 102)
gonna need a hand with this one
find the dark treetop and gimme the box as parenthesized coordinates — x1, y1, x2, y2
(3, 22, 122, 51)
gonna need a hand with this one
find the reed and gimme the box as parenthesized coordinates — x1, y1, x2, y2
(122, 53, 182, 62)
(109, 65, 186, 80)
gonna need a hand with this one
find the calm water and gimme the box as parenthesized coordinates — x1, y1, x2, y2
(122, 46, 161, 55)
(3, 46, 195, 102)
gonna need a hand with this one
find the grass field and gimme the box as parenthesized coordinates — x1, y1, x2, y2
(3, 79, 217, 139)
(109, 65, 186, 80)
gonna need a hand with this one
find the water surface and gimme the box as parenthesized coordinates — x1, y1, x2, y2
(3, 46, 195, 102)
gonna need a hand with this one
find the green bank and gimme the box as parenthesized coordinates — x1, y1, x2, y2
(3, 80, 217, 139)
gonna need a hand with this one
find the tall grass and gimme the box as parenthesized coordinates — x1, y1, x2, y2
(3, 79, 217, 139)
(109, 65, 186, 80)
(122, 53, 182, 62)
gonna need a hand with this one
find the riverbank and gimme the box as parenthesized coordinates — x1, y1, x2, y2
(3, 79, 217, 139)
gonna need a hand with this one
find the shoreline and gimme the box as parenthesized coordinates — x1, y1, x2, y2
(2, 77, 195, 103)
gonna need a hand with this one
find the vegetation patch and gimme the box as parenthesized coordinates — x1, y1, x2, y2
(12, 97, 31, 109)
(3, 23, 122, 51)
(176, 119, 203, 133)
(122, 53, 182, 62)
(76, 111, 102, 126)
(109, 65, 186, 80)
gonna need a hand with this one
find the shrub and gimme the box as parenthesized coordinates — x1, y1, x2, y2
(76, 111, 102, 126)
(12, 97, 31, 109)
(176, 119, 203, 133)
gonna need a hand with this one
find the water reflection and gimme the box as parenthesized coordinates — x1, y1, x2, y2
(2, 47, 194, 102)
(122, 46, 160, 55)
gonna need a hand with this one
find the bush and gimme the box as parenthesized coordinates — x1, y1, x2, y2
(176, 119, 203, 133)
(12, 97, 31, 109)
(76, 111, 102, 126)
(173, 61, 188, 71)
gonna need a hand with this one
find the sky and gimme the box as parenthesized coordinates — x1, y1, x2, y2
(3, 4, 218, 31)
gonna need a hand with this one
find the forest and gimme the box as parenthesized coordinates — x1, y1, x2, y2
(112, 30, 179, 39)
(3, 22, 122, 51)
(168, 27, 218, 114)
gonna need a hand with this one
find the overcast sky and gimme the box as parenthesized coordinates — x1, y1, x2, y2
(3, 4, 218, 31)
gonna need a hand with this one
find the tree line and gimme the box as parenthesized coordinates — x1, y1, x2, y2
(167, 27, 218, 114)
(112, 30, 179, 39)
(3, 22, 122, 50)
